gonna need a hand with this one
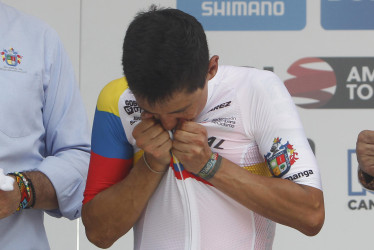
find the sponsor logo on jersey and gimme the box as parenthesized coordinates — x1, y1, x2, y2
(123, 99, 142, 115)
(284, 57, 374, 109)
(264, 137, 298, 177)
(177, 0, 306, 30)
(347, 149, 374, 210)
(207, 136, 225, 149)
(321, 0, 374, 30)
(129, 116, 141, 126)
(208, 101, 231, 112)
(285, 170, 313, 181)
(211, 116, 236, 128)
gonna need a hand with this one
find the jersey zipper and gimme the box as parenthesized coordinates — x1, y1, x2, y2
(173, 154, 193, 250)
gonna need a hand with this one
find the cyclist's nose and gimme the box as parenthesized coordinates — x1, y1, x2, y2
(157, 115, 178, 131)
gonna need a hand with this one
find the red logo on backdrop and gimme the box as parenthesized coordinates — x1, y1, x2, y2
(284, 57, 337, 109)
(285, 57, 374, 109)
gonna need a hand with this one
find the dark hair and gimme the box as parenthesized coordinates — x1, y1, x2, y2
(122, 6, 210, 105)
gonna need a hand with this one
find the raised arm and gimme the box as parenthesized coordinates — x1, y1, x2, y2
(210, 159, 324, 235)
(356, 130, 374, 189)
(81, 80, 172, 248)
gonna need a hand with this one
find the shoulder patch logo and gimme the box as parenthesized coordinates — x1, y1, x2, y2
(264, 137, 299, 177)
(1, 48, 22, 67)
(123, 99, 142, 115)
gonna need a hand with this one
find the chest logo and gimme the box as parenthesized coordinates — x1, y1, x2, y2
(1, 48, 22, 67)
(264, 137, 299, 177)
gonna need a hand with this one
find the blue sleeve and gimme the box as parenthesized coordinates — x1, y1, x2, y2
(37, 29, 91, 220)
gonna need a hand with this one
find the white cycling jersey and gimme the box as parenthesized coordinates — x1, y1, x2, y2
(113, 65, 322, 250)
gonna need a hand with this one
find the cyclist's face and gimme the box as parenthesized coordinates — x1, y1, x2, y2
(136, 55, 219, 131)
(137, 84, 208, 131)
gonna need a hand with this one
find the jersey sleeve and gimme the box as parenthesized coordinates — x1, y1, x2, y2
(241, 70, 322, 190)
(83, 78, 134, 204)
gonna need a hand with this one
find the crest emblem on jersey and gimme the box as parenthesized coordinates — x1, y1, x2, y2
(264, 137, 299, 177)
(1, 48, 22, 66)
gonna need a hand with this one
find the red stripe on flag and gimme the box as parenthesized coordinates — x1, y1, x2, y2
(171, 163, 212, 186)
